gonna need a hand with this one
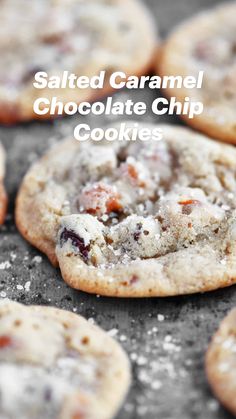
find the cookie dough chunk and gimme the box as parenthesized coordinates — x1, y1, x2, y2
(16, 123, 236, 297)
(0, 0, 157, 123)
(158, 2, 236, 144)
(0, 299, 130, 419)
(206, 308, 236, 415)
(0, 143, 7, 224)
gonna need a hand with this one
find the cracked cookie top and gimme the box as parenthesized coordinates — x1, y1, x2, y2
(16, 123, 236, 296)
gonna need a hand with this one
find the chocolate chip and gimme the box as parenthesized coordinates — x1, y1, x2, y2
(44, 387, 52, 402)
(130, 275, 139, 285)
(181, 205, 193, 215)
(133, 222, 142, 241)
(42, 33, 63, 44)
(60, 228, 90, 260)
(22, 67, 44, 84)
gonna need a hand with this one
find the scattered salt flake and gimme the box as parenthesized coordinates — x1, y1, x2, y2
(137, 405, 148, 416)
(207, 399, 219, 412)
(113, 248, 121, 256)
(138, 369, 150, 383)
(108, 278, 114, 283)
(218, 362, 230, 372)
(24, 281, 31, 292)
(222, 337, 234, 349)
(147, 326, 158, 336)
(10, 252, 17, 261)
(0, 261, 11, 270)
(72, 307, 77, 312)
(32, 255, 43, 264)
(130, 353, 138, 361)
(0, 291, 7, 298)
(136, 355, 147, 366)
(111, 218, 118, 225)
(108, 328, 118, 337)
(163, 341, 181, 353)
(16, 285, 23, 290)
(220, 259, 227, 265)
(138, 204, 144, 212)
(221, 205, 230, 211)
(124, 403, 133, 413)
(157, 314, 165, 322)
(120, 335, 127, 342)
(63, 200, 70, 206)
(88, 317, 95, 325)
(97, 271, 103, 277)
(151, 380, 162, 390)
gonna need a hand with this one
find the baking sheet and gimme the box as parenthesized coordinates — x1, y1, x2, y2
(0, 0, 235, 418)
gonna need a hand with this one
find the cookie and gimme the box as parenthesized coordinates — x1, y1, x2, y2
(0, 143, 7, 225)
(158, 2, 236, 144)
(0, 0, 157, 124)
(16, 123, 236, 297)
(0, 299, 131, 419)
(206, 308, 236, 415)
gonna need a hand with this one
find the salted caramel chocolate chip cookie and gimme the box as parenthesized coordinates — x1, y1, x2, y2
(206, 308, 236, 415)
(0, 143, 7, 224)
(16, 123, 236, 297)
(0, 0, 157, 124)
(158, 2, 236, 144)
(0, 299, 130, 419)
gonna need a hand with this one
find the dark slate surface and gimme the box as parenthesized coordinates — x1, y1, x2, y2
(0, 0, 235, 418)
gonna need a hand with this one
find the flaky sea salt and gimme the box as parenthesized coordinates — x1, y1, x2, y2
(136, 356, 148, 366)
(108, 328, 118, 337)
(24, 281, 31, 292)
(157, 314, 165, 322)
(218, 362, 230, 372)
(163, 340, 181, 353)
(130, 353, 138, 361)
(0, 261, 11, 270)
(151, 380, 162, 390)
(10, 252, 17, 261)
(207, 399, 219, 412)
(32, 255, 43, 264)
